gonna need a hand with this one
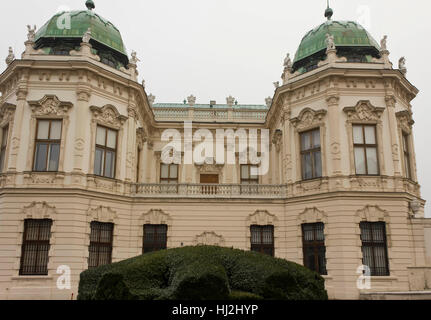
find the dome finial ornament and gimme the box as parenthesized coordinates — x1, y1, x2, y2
(86, 0, 95, 10)
(325, 0, 333, 20)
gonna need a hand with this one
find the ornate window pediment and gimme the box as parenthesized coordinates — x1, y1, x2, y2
(87, 205, 118, 223)
(90, 105, 127, 128)
(139, 209, 172, 225)
(28, 95, 73, 117)
(22, 201, 57, 220)
(0, 103, 16, 127)
(356, 205, 389, 222)
(290, 108, 327, 131)
(343, 100, 385, 122)
(247, 210, 278, 225)
(396, 110, 415, 133)
(194, 231, 225, 246)
(298, 207, 327, 224)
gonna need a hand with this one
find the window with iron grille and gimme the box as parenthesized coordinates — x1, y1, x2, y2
(360, 222, 390, 276)
(19, 219, 52, 276)
(88, 222, 114, 269)
(402, 133, 412, 179)
(302, 223, 327, 275)
(0, 125, 8, 173)
(250, 225, 274, 257)
(94, 126, 118, 179)
(300, 129, 322, 180)
(33, 120, 62, 172)
(143, 224, 167, 254)
(353, 124, 379, 175)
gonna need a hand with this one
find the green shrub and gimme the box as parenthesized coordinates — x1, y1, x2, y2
(78, 246, 327, 301)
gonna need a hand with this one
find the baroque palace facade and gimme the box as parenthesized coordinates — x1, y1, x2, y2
(0, 1, 430, 300)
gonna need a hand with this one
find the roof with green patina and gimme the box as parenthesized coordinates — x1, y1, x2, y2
(293, 20, 380, 63)
(153, 103, 268, 110)
(35, 9, 127, 55)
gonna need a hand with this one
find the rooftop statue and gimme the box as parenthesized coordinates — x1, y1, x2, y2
(82, 28, 92, 44)
(399, 56, 407, 75)
(325, 33, 335, 51)
(283, 53, 292, 69)
(5, 47, 15, 66)
(130, 51, 140, 65)
(380, 35, 388, 51)
(27, 25, 37, 42)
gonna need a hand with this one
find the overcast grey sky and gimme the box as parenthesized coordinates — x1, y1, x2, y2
(1, 0, 430, 217)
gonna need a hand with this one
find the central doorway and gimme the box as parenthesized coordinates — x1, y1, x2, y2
(200, 174, 219, 195)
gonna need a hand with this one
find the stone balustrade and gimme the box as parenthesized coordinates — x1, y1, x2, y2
(132, 183, 287, 198)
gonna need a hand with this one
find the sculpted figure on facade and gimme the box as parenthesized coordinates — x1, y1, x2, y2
(326, 33, 335, 51)
(380, 35, 388, 51)
(399, 57, 407, 75)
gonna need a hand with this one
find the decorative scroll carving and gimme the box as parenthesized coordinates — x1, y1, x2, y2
(298, 207, 327, 224)
(0, 103, 16, 126)
(396, 110, 415, 133)
(194, 231, 225, 246)
(90, 105, 127, 128)
(22, 201, 57, 219)
(247, 210, 278, 225)
(343, 100, 385, 121)
(139, 209, 172, 225)
(136, 127, 148, 149)
(290, 108, 327, 130)
(356, 205, 389, 222)
(28, 95, 73, 116)
(87, 205, 118, 223)
(272, 129, 283, 152)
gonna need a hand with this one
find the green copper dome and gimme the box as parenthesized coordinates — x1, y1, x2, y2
(33, 1, 129, 69)
(292, 19, 381, 73)
(35, 10, 126, 55)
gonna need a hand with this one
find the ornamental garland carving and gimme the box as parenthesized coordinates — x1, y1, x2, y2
(355, 205, 389, 222)
(290, 108, 327, 130)
(136, 127, 148, 149)
(90, 104, 128, 128)
(343, 100, 385, 121)
(28, 95, 73, 116)
(194, 231, 225, 246)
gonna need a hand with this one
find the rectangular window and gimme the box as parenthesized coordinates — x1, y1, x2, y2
(241, 164, 259, 184)
(300, 129, 322, 180)
(94, 126, 118, 179)
(402, 133, 412, 179)
(160, 164, 178, 184)
(33, 120, 62, 172)
(19, 219, 52, 276)
(143, 224, 168, 254)
(88, 222, 114, 269)
(250, 225, 274, 257)
(360, 222, 390, 276)
(302, 223, 327, 275)
(0, 126, 8, 173)
(353, 125, 379, 175)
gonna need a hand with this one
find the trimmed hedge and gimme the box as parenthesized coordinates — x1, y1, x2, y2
(78, 246, 328, 300)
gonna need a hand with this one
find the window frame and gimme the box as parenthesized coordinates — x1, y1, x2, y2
(19, 219, 53, 276)
(301, 223, 327, 275)
(240, 164, 259, 184)
(94, 125, 118, 179)
(32, 119, 63, 172)
(0, 125, 9, 173)
(160, 163, 179, 184)
(360, 221, 390, 277)
(250, 225, 274, 257)
(142, 224, 168, 254)
(300, 128, 322, 181)
(402, 132, 412, 180)
(352, 124, 380, 176)
(88, 221, 114, 269)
